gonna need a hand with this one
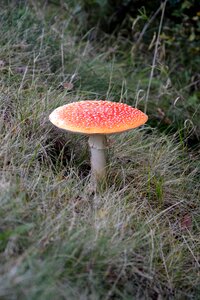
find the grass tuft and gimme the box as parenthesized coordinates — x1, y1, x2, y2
(0, 1, 199, 299)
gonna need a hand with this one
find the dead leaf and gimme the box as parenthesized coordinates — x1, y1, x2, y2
(0, 60, 5, 68)
(97, 208, 107, 218)
(12, 43, 29, 50)
(180, 214, 192, 231)
(62, 82, 74, 91)
(157, 108, 172, 125)
(15, 66, 28, 74)
(163, 117, 172, 125)
(157, 108, 165, 118)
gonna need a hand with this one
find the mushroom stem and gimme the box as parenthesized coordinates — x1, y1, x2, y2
(88, 134, 107, 184)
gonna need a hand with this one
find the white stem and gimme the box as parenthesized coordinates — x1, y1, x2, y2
(88, 134, 107, 183)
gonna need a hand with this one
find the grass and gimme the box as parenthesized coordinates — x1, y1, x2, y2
(0, 1, 200, 299)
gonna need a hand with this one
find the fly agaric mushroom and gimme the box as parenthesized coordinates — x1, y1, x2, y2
(49, 100, 148, 186)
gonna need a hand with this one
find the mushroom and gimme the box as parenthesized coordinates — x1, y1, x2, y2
(49, 100, 148, 187)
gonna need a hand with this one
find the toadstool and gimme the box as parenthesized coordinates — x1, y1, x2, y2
(49, 100, 148, 187)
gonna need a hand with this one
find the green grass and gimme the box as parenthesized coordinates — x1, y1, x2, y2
(0, 1, 200, 299)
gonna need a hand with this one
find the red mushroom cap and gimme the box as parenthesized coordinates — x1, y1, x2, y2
(49, 100, 148, 134)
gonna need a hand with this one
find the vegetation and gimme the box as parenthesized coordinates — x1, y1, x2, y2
(0, 1, 199, 299)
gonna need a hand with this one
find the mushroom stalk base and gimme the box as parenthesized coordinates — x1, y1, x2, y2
(88, 134, 107, 186)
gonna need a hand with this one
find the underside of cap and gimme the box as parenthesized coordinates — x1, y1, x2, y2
(49, 100, 148, 134)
